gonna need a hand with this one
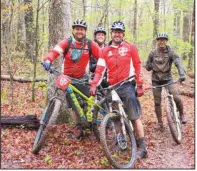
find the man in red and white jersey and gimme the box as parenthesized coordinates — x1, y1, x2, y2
(90, 21, 147, 158)
(43, 19, 101, 138)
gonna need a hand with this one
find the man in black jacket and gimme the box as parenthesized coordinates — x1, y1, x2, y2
(145, 33, 187, 131)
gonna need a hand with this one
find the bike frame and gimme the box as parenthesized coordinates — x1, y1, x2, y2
(66, 84, 104, 123)
(97, 75, 136, 141)
(45, 66, 106, 126)
(109, 89, 134, 141)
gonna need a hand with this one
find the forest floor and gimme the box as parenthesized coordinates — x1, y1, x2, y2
(1, 58, 195, 169)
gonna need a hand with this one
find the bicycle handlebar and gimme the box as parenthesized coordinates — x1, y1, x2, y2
(98, 74, 136, 92)
(41, 63, 89, 85)
(144, 79, 180, 91)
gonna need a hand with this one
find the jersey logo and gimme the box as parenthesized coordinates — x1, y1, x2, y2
(108, 51, 112, 56)
(83, 44, 89, 54)
(118, 47, 128, 56)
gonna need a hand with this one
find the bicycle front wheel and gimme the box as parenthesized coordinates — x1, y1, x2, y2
(99, 113, 136, 169)
(32, 98, 62, 154)
(166, 97, 182, 144)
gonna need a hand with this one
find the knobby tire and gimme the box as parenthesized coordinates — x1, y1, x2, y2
(166, 97, 182, 144)
(32, 98, 61, 154)
(99, 113, 136, 169)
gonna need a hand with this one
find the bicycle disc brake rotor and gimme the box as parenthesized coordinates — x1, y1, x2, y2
(117, 133, 127, 150)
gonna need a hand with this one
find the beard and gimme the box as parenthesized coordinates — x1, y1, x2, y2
(73, 33, 85, 42)
(112, 38, 122, 45)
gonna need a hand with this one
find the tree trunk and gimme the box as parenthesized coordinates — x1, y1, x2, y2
(2, 0, 15, 111)
(182, 11, 190, 60)
(32, 0, 40, 102)
(24, 0, 35, 61)
(16, 0, 26, 52)
(48, 0, 71, 124)
(119, 0, 122, 20)
(173, 10, 181, 36)
(133, 0, 137, 42)
(82, 0, 86, 20)
(1, 115, 40, 129)
(187, 6, 194, 71)
(104, 0, 109, 29)
(153, 0, 160, 48)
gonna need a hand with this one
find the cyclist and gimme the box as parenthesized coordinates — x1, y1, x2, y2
(90, 26, 108, 88)
(145, 33, 187, 131)
(90, 21, 147, 158)
(89, 26, 107, 73)
(43, 19, 101, 138)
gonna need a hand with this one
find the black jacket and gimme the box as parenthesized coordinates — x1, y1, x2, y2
(145, 45, 185, 82)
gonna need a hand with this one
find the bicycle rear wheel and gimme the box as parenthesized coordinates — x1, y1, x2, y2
(166, 97, 182, 144)
(32, 98, 61, 154)
(99, 113, 136, 169)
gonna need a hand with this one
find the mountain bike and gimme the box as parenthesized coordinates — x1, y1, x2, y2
(32, 65, 108, 154)
(145, 80, 182, 144)
(98, 75, 137, 169)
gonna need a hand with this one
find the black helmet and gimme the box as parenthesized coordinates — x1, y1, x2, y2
(111, 21, 125, 31)
(94, 27, 106, 35)
(156, 33, 169, 40)
(72, 19, 87, 29)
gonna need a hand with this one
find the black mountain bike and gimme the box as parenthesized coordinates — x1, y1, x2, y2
(97, 75, 137, 169)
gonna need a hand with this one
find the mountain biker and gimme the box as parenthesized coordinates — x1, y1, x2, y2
(90, 21, 147, 158)
(43, 19, 101, 138)
(90, 26, 108, 88)
(89, 26, 107, 73)
(145, 33, 187, 131)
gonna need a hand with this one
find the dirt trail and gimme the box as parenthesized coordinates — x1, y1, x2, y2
(1, 68, 195, 169)
(133, 68, 195, 169)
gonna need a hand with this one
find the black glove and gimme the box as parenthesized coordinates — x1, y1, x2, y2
(179, 75, 186, 82)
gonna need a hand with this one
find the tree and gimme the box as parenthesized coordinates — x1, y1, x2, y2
(2, 0, 15, 110)
(32, 0, 41, 102)
(48, 0, 71, 123)
(187, 5, 194, 71)
(182, 10, 190, 60)
(153, 0, 160, 48)
(82, 0, 86, 19)
(16, 0, 26, 51)
(133, 0, 137, 42)
(24, 0, 35, 60)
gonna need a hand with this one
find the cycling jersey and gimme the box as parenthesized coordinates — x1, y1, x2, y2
(91, 40, 143, 86)
(44, 38, 101, 78)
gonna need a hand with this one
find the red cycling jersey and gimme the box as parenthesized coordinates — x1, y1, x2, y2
(44, 38, 101, 78)
(91, 40, 143, 86)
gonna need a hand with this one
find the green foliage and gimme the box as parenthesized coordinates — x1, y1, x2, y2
(1, 88, 8, 104)
(44, 154, 52, 164)
(169, 36, 193, 57)
(35, 81, 47, 91)
(100, 157, 109, 166)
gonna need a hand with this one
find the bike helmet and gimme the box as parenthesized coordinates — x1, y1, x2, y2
(94, 27, 106, 35)
(156, 33, 169, 40)
(72, 19, 87, 29)
(111, 21, 125, 31)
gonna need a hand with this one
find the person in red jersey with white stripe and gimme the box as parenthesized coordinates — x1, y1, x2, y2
(90, 21, 147, 158)
(43, 19, 101, 138)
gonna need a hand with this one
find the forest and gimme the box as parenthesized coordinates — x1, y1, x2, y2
(1, 0, 195, 169)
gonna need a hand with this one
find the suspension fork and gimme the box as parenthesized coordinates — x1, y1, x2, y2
(118, 103, 127, 141)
